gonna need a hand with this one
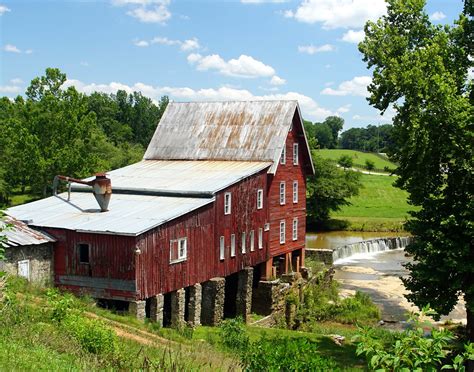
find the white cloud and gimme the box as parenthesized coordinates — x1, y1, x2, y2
(0, 4, 10, 15)
(353, 106, 395, 122)
(188, 53, 276, 78)
(430, 11, 446, 21)
(270, 75, 286, 86)
(0, 85, 22, 94)
(4, 44, 21, 53)
(241, 0, 288, 3)
(134, 39, 150, 47)
(80, 61, 90, 67)
(321, 76, 371, 97)
(285, 0, 386, 29)
(136, 36, 200, 51)
(298, 44, 335, 54)
(65, 78, 332, 120)
(10, 78, 23, 84)
(112, 0, 171, 24)
(337, 104, 351, 113)
(341, 29, 365, 44)
(25, 49, 33, 54)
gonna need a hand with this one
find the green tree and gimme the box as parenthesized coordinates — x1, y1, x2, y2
(360, 0, 474, 340)
(338, 155, 353, 170)
(306, 153, 361, 224)
(365, 159, 375, 173)
(323, 116, 344, 148)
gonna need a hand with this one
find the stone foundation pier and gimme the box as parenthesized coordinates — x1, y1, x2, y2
(201, 277, 225, 326)
(149, 294, 164, 326)
(236, 267, 253, 323)
(187, 283, 202, 326)
(170, 288, 185, 328)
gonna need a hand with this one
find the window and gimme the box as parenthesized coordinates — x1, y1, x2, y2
(293, 181, 298, 203)
(293, 143, 299, 165)
(258, 228, 263, 249)
(230, 234, 236, 257)
(280, 220, 286, 244)
(224, 192, 231, 215)
(250, 230, 255, 251)
(170, 238, 187, 263)
(241, 232, 246, 254)
(280, 145, 286, 164)
(279, 182, 286, 205)
(257, 189, 263, 209)
(292, 218, 298, 241)
(220, 236, 225, 260)
(78, 243, 90, 264)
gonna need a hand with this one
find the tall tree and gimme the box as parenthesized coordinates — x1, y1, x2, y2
(360, 0, 473, 340)
(323, 116, 344, 148)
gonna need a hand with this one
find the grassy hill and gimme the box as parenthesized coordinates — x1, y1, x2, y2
(317, 149, 396, 172)
(331, 174, 414, 231)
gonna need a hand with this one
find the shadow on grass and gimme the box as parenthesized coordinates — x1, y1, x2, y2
(316, 336, 365, 369)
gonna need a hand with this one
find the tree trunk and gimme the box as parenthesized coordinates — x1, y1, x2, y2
(467, 304, 474, 343)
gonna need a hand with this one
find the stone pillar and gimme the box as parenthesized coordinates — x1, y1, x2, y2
(201, 277, 225, 326)
(129, 300, 146, 321)
(236, 267, 253, 323)
(149, 294, 164, 326)
(187, 283, 202, 326)
(170, 288, 185, 328)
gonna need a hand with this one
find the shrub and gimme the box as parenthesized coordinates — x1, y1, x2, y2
(240, 335, 338, 371)
(46, 288, 77, 322)
(353, 306, 474, 371)
(219, 317, 249, 352)
(62, 313, 117, 355)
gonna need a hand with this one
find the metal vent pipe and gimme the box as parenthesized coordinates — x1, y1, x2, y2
(53, 173, 112, 212)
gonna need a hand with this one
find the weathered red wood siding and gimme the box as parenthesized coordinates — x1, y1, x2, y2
(135, 168, 269, 299)
(45, 227, 137, 300)
(267, 112, 308, 257)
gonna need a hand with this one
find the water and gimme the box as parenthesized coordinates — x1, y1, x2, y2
(306, 231, 404, 250)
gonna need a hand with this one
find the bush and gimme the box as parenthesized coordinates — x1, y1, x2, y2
(353, 307, 474, 371)
(219, 317, 249, 351)
(62, 313, 117, 355)
(240, 335, 338, 371)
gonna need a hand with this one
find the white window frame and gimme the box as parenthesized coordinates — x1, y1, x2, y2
(280, 145, 286, 165)
(280, 220, 286, 244)
(293, 143, 299, 165)
(279, 181, 286, 205)
(224, 192, 232, 215)
(220, 236, 225, 260)
(293, 180, 298, 204)
(241, 232, 246, 254)
(230, 234, 236, 257)
(257, 189, 263, 209)
(258, 228, 263, 249)
(250, 230, 255, 251)
(170, 237, 187, 264)
(292, 218, 298, 241)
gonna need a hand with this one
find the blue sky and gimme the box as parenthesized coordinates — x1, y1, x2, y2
(0, 0, 464, 129)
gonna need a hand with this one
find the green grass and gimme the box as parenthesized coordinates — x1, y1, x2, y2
(317, 149, 396, 172)
(331, 174, 415, 232)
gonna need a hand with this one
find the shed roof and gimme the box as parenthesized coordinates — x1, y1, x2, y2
(7, 193, 214, 236)
(1, 216, 56, 248)
(144, 100, 314, 174)
(80, 160, 271, 196)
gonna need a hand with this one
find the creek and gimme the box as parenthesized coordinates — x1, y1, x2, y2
(306, 231, 466, 324)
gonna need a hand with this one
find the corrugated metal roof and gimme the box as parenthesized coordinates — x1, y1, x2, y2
(81, 160, 271, 195)
(7, 193, 215, 236)
(144, 101, 307, 174)
(1, 216, 56, 248)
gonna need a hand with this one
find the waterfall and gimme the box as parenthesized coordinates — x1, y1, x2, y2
(332, 236, 413, 262)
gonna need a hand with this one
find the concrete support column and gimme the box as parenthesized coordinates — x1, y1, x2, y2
(300, 248, 305, 269)
(187, 283, 202, 326)
(236, 267, 253, 323)
(149, 294, 164, 326)
(201, 277, 225, 326)
(170, 288, 186, 328)
(129, 300, 146, 321)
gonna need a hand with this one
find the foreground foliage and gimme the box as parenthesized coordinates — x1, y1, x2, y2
(360, 0, 474, 340)
(354, 307, 474, 371)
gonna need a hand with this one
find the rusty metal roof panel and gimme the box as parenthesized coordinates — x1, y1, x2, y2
(7, 193, 215, 236)
(81, 160, 271, 194)
(144, 101, 298, 172)
(1, 216, 56, 248)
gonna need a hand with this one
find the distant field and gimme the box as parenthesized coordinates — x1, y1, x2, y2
(331, 174, 415, 232)
(317, 149, 396, 172)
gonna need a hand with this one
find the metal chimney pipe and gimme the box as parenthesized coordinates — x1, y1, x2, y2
(53, 173, 112, 212)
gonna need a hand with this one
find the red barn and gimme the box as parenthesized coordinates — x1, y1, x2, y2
(7, 100, 314, 325)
